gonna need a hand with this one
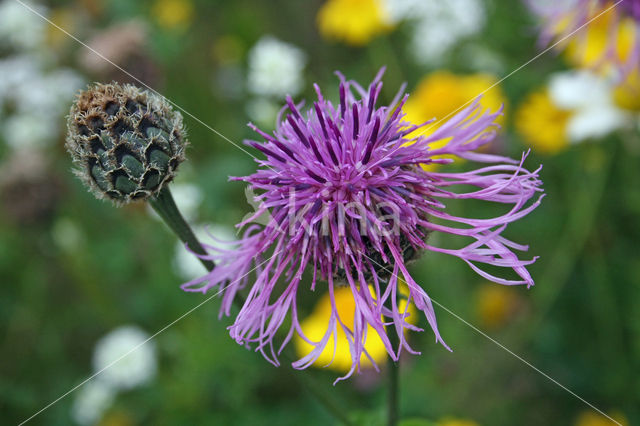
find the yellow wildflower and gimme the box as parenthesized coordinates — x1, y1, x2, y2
(46, 8, 76, 49)
(475, 283, 521, 330)
(152, 0, 193, 31)
(613, 70, 640, 111)
(317, 0, 393, 46)
(564, 5, 636, 74)
(99, 410, 135, 426)
(403, 72, 506, 170)
(574, 410, 628, 426)
(514, 89, 571, 155)
(295, 284, 416, 372)
(438, 417, 480, 426)
(211, 35, 244, 65)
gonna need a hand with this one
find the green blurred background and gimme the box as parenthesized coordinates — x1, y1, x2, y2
(0, 0, 638, 425)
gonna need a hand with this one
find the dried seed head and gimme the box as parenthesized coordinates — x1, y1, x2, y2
(65, 82, 186, 204)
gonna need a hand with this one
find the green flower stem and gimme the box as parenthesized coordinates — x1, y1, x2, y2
(149, 185, 351, 424)
(283, 352, 356, 426)
(387, 329, 400, 426)
(149, 186, 215, 272)
(382, 284, 401, 426)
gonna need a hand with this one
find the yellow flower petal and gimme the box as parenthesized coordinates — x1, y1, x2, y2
(564, 6, 636, 72)
(438, 417, 480, 426)
(295, 283, 416, 373)
(317, 0, 393, 46)
(403, 71, 506, 170)
(613, 69, 640, 111)
(152, 0, 193, 31)
(574, 410, 628, 426)
(474, 283, 521, 330)
(514, 89, 571, 155)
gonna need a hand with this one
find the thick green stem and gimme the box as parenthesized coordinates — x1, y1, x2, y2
(149, 186, 350, 424)
(149, 186, 215, 272)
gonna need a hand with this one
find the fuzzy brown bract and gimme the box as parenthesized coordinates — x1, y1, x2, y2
(66, 82, 187, 204)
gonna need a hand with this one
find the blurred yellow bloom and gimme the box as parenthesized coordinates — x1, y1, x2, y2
(475, 283, 521, 330)
(574, 410, 628, 426)
(47, 8, 76, 48)
(515, 89, 571, 155)
(438, 417, 480, 426)
(211, 35, 244, 65)
(295, 283, 416, 372)
(564, 6, 636, 73)
(403, 72, 506, 170)
(152, 0, 193, 31)
(404, 72, 506, 129)
(99, 410, 134, 426)
(613, 70, 640, 111)
(317, 0, 393, 46)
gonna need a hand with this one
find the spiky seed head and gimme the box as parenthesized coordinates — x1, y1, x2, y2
(65, 82, 187, 204)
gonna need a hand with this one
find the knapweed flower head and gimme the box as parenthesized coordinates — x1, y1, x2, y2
(527, 0, 640, 78)
(65, 82, 186, 204)
(185, 69, 543, 381)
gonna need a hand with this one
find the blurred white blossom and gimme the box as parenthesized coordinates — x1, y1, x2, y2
(2, 113, 54, 150)
(0, 55, 84, 150)
(173, 223, 237, 280)
(147, 182, 203, 222)
(246, 97, 281, 128)
(70, 381, 115, 426)
(0, 55, 40, 104)
(247, 36, 307, 98)
(15, 68, 84, 115)
(92, 326, 157, 391)
(383, 0, 485, 65)
(51, 217, 84, 252)
(0, 0, 47, 51)
(549, 70, 630, 142)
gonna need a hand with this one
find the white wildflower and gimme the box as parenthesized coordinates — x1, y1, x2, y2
(173, 224, 237, 280)
(0, 0, 47, 51)
(0, 55, 83, 150)
(549, 70, 630, 142)
(247, 36, 307, 98)
(2, 113, 55, 149)
(245, 97, 280, 129)
(70, 381, 115, 426)
(92, 326, 157, 391)
(147, 182, 203, 222)
(51, 217, 84, 252)
(383, 0, 485, 65)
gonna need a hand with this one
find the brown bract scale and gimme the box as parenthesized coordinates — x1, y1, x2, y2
(65, 82, 186, 204)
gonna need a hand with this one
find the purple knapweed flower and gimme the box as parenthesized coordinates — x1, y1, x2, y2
(184, 69, 543, 380)
(527, 0, 640, 78)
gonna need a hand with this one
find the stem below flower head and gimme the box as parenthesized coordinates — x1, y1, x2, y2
(149, 186, 215, 272)
(387, 329, 400, 426)
(149, 186, 352, 424)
